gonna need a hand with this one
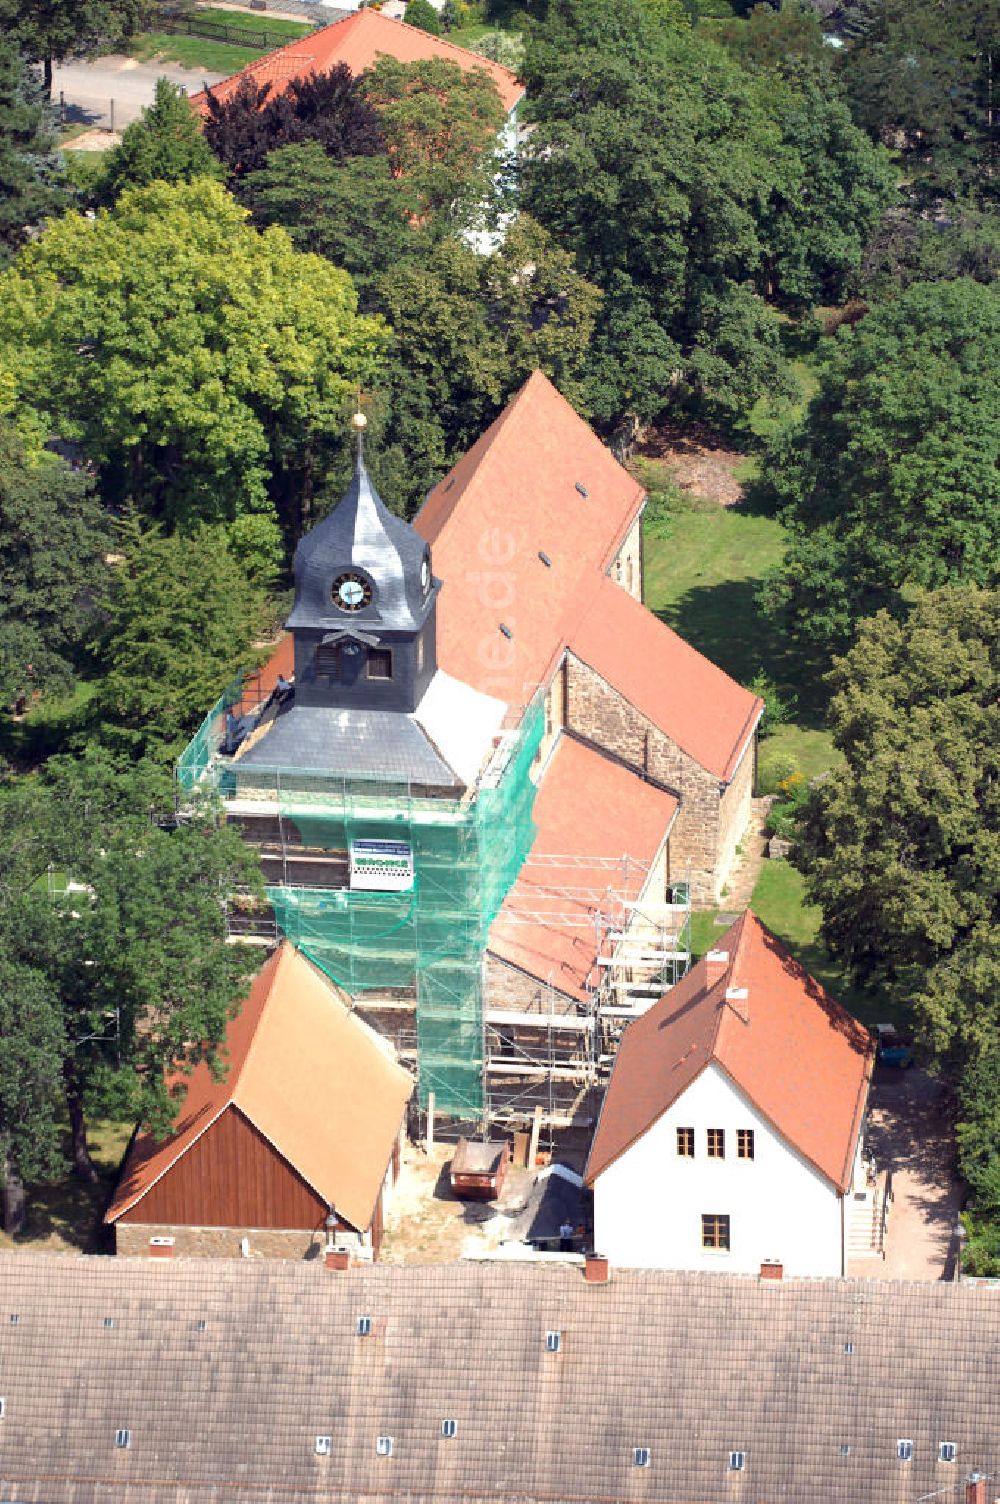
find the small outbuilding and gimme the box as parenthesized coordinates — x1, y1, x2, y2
(106, 942, 413, 1261)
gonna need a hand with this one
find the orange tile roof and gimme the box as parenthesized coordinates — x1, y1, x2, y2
(488, 734, 678, 999)
(191, 9, 524, 117)
(568, 576, 763, 782)
(415, 371, 646, 709)
(585, 912, 874, 1192)
(107, 943, 413, 1232)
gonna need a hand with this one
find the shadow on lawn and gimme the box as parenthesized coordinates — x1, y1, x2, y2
(655, 575, 828, 730)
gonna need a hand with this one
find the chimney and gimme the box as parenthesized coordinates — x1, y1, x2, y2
(584, 1253, 610, 1285)
(966, 1476, 990, 1504)
(325, 1247, 350, 1272)
(148, 1236, 174, 1259)
(705, 950, 729, 983)
(760, 1259, 783, 1280)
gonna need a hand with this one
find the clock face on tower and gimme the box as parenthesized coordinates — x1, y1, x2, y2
(333, 571, 372, 612)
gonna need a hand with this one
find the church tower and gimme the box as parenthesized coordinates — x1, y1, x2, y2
(286, 416, 438, 715)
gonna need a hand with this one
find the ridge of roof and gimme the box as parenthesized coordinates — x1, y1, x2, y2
(191, 8, 523, 117)
(585, 911, 874, 1192)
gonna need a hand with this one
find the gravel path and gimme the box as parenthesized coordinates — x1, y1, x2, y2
(52, 56, 227, 130)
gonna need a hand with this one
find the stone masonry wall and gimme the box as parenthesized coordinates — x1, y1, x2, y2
(564, 654, 735, 907)
(483, 952, 578, 1016)
(716, 734, 756, 897)
(114, 1224, 326, 1261)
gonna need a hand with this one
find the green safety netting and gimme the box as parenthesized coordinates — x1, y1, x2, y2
(176, 676, 245, 793)
(180, 693, 544, 1118)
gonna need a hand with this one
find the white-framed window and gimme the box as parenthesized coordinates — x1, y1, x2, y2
(939, 1442, 957, 1463)
(633, 1447, 651, 1468)
(729, 1451, 746, 1471)
(897, 1440, 913, 1462)
(115, 1429, 131, 1449)
(356, 1316, 372, 1337)
(315, 1436, 332, 1456)
(545, 1330, 561, 1353)
(441, 1419, 457, 1440)
(376, 1436, 394, 1457)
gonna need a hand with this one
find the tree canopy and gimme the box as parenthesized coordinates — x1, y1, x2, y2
(92, 518, 268, 760)
(792, 586, 1000, 1072)
(0, 749, 262, 1187)
(0, 422, 109, 710)
(244, 143, 425, 306)
(204, 64, 385, 181)
(759, 278, 1000, 659)
(521, 0, 892, 427)
(0, 39, 67, 262)
(361, 55, 506, 229)
(96, 77, 223, 204)
(839, 0, 1000, 208)
(0, 0, 146, 93)
(0, 177, 389, 544)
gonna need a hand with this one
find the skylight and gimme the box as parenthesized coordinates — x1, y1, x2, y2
(441, 1420, 457, 1439)
(545, 1330, 561, 1353)
(115, 1429, 131, 1450)
(376, 1436, 394, 1457)
(357, 1316, 372, 1337)
(315, 1436, 332, 1456)
(633, 1448, 651, 1468)
(897, 1440, 913, 1462)
(729, 1451, 746, 1471)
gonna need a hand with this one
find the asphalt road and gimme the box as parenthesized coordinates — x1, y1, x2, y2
(52, 55, 228, 130)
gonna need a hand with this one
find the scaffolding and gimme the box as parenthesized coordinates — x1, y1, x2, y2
(481, 859, 692, 1132)
(177, 680, 544, 1119)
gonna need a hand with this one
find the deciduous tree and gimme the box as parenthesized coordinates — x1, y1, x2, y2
(244, 143, 425, 305)
(0, 178, 389, 542)
(92, 518, 268, 760)
(361, 55, 505, 228)
(0, 750, 261, 1181)
(759, 279, 1000, 658)
(792, 587, 1000, 1071)
(204, 64, 384, 180)
(0, 0, 147, 94)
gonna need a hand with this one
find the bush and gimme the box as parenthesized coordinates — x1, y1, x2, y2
(746, 668, 797, 739)
(764, 770, 810, 840)
(404, 0, 442, 34)
(960, 1213, 1000, 1278)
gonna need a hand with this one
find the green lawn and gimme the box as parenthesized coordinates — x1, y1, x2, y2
(127, 31, 265, 71)
(0, 1119, 134, 1254)
(193, 7, 314, 41)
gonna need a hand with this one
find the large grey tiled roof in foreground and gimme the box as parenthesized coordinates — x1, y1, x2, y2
(0, 1255, 998, 1503)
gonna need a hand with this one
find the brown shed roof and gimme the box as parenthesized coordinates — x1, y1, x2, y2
(0, 1251, 996, 1503)
(107, 942, 412, 1232)
(586, 911, 875, 1191)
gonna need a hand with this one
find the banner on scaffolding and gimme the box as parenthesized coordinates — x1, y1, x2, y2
(349, 839, 414, 893)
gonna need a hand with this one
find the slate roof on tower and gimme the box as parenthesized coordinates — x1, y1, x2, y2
(106, 942, 413, 1233)
(190, 9, 524, 118)
(586, 911, 875, 1192)
(287, 453, 433, 634)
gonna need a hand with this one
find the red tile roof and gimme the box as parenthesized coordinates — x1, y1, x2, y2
(191, 9, 524, 117)
(416, 370, 762, 780)
(569, 576, 763, 783)
(415, 371, 646, 709)
(106, 943, 412, 1232)
(585, 911, 874, 1192)
(488, 734, 678, 999)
